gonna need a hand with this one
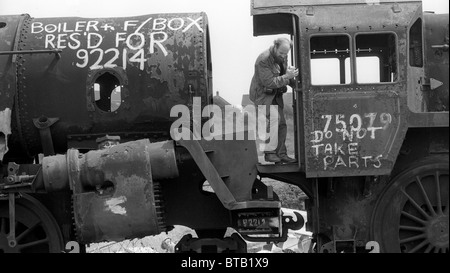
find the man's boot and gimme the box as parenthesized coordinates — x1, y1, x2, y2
(264, 153, 281, 163)
(279, 155, 297, 164)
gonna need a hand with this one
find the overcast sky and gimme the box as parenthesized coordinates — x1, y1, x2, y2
(1, 0, 448, 105)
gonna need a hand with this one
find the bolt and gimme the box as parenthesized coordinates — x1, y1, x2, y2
(8, 240, 17, 248)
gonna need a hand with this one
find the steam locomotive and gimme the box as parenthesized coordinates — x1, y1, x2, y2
(0, 0, 448, 253)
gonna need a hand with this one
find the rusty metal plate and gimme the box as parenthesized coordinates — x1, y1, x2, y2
(0, 15, 25, 160)
(71, 139, 162, 244)
(252, 0, 421, 10)
(304, 90, 405, 177)
(423, 13, 449, 112)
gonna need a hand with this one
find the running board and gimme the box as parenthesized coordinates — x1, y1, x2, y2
(257, 162, 303, 174)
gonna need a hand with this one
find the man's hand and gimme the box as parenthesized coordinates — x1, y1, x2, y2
(285, 66, 299, 79)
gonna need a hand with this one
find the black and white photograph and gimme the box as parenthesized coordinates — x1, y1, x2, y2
(0, 0, 448, 266)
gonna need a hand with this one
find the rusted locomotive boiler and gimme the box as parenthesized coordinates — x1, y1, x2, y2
(0, 12, 213, 161)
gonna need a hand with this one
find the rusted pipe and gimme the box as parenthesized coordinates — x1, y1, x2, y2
(42, 139, 178, 192)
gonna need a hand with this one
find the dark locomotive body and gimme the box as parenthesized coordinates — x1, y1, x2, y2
(0, 0, 448, 253)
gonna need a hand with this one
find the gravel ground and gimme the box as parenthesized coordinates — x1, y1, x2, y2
(86, 210, 311, 253)
(86, 225, 196, 253)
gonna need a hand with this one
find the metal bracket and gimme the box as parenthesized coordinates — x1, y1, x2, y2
(432, 44, 449, 52)
(331, 224, 358, 253)
(32, 116, 59, 156)
(7, 193, 17, 248)
(1, 162, 37, 191)
(176, 137, 237, 209)
(392, 3, 402, 13)
(176, 135, 280, 210)
(420, 76, 444, 91)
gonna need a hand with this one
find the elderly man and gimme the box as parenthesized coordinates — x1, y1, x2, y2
(249, 37, 298, 163)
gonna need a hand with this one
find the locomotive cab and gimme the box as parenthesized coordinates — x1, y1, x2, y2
(252, 0, 448, 252)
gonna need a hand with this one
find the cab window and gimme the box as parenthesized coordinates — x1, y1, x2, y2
(310, 35, 351, 85)
(355, 33, 398, 83)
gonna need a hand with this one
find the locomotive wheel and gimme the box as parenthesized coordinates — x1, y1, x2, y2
(372, 155, 449, 253)
(0, 194, 64, 253)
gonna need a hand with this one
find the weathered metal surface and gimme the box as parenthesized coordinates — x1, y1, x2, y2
(252, 0, 421, 10)
(0, 15, 25, 161)
(304, 91, 405, 177)
(32, 116, 59, 156)
(36, 138, 181, 244)
(42, 139, 179, 193)
(162, 158, 234, 230)
(0, 108, 12, 161)
(177, 133, 281, 210)
(251, 1, 448, 179)
(423, 13, 449, 112)
(296, 3, 418, 177)
(147, 140, 178, 180)
(42, 154, 69, 192)
(197, 135, 259, 202)
(175, 137, 240, 209)
(5, 12, 212, 159)
(252, 0, 422, 28)
(407, 111, 449, 128)
(66, 139, 168, 243)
